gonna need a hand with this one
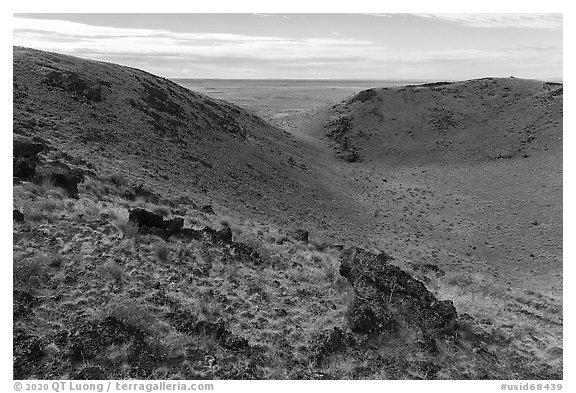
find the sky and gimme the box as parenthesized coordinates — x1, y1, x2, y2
(13, 13, 563, 80)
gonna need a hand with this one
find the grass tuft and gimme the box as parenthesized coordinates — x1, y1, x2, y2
(153, 242, 170, 263)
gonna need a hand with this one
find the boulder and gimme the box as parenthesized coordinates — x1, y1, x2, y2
(128, 208, 186, 240)
(13, 157, 38, 180)
(339, 247, 458, 344)
(128, 208, 164, 229)
(13, 209, 24, 223)
(13, 140, 47, 158)
(13, 139, 49, 181)
(35, 162, 85, 198)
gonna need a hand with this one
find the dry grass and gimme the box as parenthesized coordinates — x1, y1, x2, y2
(153, 242, 170, 263)
(103, 260, 125, 284)
(13, 177, 562, 380)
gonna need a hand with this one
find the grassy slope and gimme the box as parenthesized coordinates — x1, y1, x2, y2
(13, 177, 562, 380)
(13, 48, 562, 379)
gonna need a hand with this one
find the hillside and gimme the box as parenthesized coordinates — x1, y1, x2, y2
(13, 48, 562, 380)
(320, 78, 562, 165)
(12, 47, 353, 237)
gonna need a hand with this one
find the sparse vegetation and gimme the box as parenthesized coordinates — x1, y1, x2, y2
(13, 47, 562, 380)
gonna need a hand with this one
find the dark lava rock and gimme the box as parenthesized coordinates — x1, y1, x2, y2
(164, 217, 184, 233)
(139, 226, 172, 240)
(13, 157, 38, 180)
(287, 228, 309, 243)
(203, 225, 233, 244)
(217, 224, 233, 243)
(176, 228, 203, 241)
(128, 208, 187, 240)
(36, 162, 85, 198)
(13, 140, 47, 158)
(129, 208, 164, 228)
(339, 247, 458, 342)
(13, 209, 24, 223)
(201, 205, 215, 214)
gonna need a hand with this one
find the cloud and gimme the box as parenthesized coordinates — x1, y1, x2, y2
(12, 16, 562, 78)
(13, 17, 377, 60)
(415, 13, 562, 30)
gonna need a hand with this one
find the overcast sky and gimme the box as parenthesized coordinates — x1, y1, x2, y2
(13, 13, 562, 80)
